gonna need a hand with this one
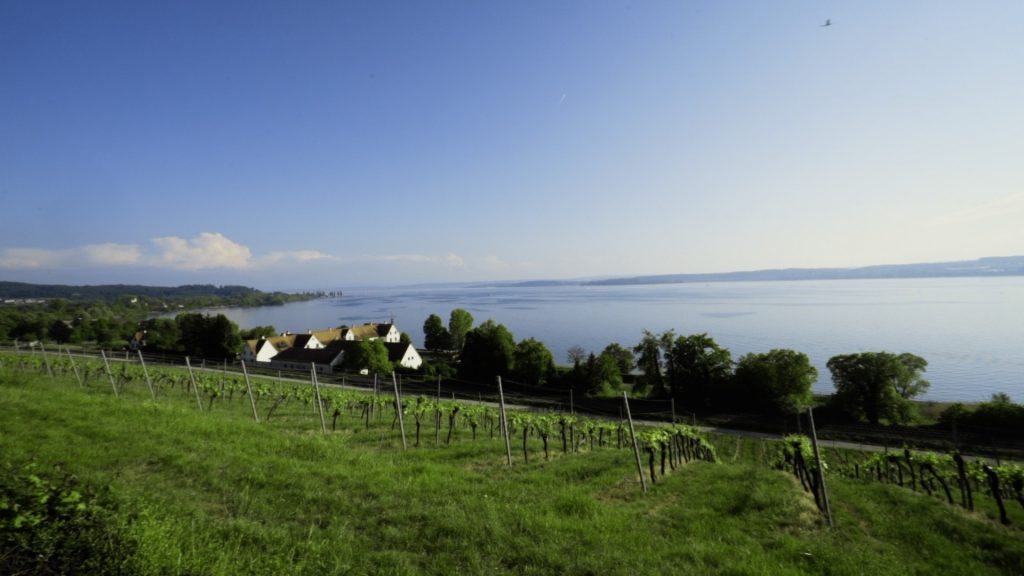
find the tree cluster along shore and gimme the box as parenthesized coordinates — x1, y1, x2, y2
(2, 281, 1022, 437)
(420, 309, 1024, 437)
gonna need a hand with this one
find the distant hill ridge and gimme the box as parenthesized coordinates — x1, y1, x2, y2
(0, 282, 267, 301)
(506, 255, 1024, 288)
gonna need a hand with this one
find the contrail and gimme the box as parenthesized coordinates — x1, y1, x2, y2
(559, 93, 567, 105)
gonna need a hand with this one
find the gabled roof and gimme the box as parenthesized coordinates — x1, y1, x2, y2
(347, 324, 376, 340)
(384, 342, 414, 362)
(253, 334, 297, 355)
(311, 328, 343, 343)
(271, 340, 352, 365)
(346, 322, 395, 340)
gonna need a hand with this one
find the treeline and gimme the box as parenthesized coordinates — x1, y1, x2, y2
(0, 281, 315, 305)
(423, 311, 1024, 432)
(0, 284, 313, 349)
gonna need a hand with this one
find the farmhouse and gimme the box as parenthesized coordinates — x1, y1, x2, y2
(267, 340, 349, 374)
(242, 322, 421, 373)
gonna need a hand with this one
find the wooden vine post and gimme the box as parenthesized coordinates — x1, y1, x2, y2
(65, 346, 83, 388)
(137, 350, 156, 400)
(392, 372, 407, 449)
(435, 375, 442, 447)
(807, 407, 834, 527)
(185, 356, 203, 410)
(240, 361, 260, 422)
(39, 342, 54, 379)
(372, 373, 378, 422)
(100, 349, 118, 397)
(497, 376, 513, 466)
(623, 392, 647, 493)
(310, 364, 327, 434)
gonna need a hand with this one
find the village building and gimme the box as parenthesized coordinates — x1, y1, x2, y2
(243, 322, 420, 374)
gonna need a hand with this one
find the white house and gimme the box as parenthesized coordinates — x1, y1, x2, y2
(243, 321, 416, 373)
(268, 340, 348, 374)
(386, 342, 423, 370)
(242, 333, 323, 364)
(342, 322, 401, 343)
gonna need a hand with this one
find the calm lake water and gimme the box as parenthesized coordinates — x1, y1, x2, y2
(203, 277, 1024, 403)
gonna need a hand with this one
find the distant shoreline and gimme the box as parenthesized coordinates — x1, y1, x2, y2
(497, 255, 1024, 288)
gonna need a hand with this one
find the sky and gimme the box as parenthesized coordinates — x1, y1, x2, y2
(2, 1, 1022, 290)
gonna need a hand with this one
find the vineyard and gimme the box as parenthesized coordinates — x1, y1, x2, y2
(2, 348, 1023, 575)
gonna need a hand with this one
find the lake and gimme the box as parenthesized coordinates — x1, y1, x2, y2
(199, 277, 1024, 403)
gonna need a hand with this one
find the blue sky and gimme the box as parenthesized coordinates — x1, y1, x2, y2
(2, 1, 1022, 290)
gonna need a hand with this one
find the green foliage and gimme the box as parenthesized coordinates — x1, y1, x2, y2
(663, 333, 733, 408)
(422, 314, 452, 350)
(512, 337, 556, 386)
(586, 352, 624, 395)
(344, 340, 393, 374)
(0, 462, 136, 575)
(600, 342, 635, 375)
(459, 320, 514, 381)
(733, 349, 817, 414)
(827, 352, 930, 425)
(175, 313, 242, 359)
(47, 319, 73, 344)
(0, 284, 312, 350)
(632, 330, 664, 395)
(447, 308, 474, 352)
(2, 359, 1023, 574)
(0, 281, 312, 306)
(239, 325, 277, 341)
(940, 393, 1024, 433)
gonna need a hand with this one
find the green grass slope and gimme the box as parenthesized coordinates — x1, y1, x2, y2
(1, 373, 1021, 575)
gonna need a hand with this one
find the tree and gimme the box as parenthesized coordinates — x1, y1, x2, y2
(459, 320, 514, 382)
(207, 314, 242, 359)
(733, 349, 817, 414)
(512, 338, 556, 387)
(633, 330, 666, 395)
(344, 340, 393, 374)
(566, 345, 586, 366)
(140, 318, 180, 352)
(448, 309, 474, 351)
(893, 353, 930, 399)
(239, 325, 277, 341)
(422, 314, 452, 350)
(175, 313, 241, 359)
(601, 342, 635, 375)
(47, 319, 73, 344)
(827, 352, 929, 425)
(586, 351, 624, 395)
(663, 333, 732, 408)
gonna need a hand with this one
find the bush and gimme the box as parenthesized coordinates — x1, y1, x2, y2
(938, 394, 1024, 435)
(1, 462, 137, 575)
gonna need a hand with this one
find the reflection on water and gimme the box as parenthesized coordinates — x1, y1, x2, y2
(198, 277, 1024, 403)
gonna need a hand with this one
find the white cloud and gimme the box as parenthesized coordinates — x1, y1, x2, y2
(152, 232, 252, 270)
(0, 248, 64, 269)
(80, 243, 142, 266)
(445, 253, 465, 269)
(0, 233, 335, 272)
(255, 250, 336, 267)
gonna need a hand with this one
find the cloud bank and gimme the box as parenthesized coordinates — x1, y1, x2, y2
(0, 233, 334, 271)
(0, 233, 483, 284)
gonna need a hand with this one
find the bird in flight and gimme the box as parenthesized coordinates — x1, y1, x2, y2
(821, 18, 832, 27)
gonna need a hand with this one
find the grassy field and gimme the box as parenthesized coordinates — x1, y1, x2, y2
(1, 370, 1022, 575)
